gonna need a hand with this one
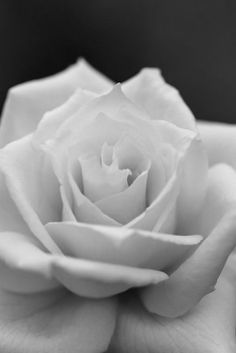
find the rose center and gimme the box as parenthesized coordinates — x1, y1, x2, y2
(79, 142, 133, 202)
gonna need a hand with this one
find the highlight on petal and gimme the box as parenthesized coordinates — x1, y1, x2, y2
(198, 121, 236, 169)
(141, 210, 236, 318)
(0, 290, 116, 353)
(51, 255, 168, 298)
(122, 67, 196, 130)
(0, 58, 112, 146)
(46, 221, 202, 270)
(0, 232, 59, 293)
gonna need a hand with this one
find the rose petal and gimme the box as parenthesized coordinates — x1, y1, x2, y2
(95, 169, 148, 224)
(46, 221, 202, 270)
(34, 88, 97, 146)
(0, 232, 59, 293)
(0, 135, 62, 253)
(0, 290, 116, 353)
(141, 167, 236, 318)
(93, 136, 152, 223)
(51, 256, 168, 298)
(176, 135, 208, 234)
(122, 67, 196, 130)
(110, 267, 236, 353)
(60, 185, 77, 222)
(0, 59, 112, 146)
(192, 164, 236, 236)
(67, 165, 121, 226)
(198, 121, 236, 169)
(0, 172, 32, 235)
(44, 129, 121, 226)
(79, 153, 130, 203)
(52, 85, 149, 150)
(127, 160, 181, 231)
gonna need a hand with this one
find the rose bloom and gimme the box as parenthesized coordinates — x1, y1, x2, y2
(0, 60, 235, 353)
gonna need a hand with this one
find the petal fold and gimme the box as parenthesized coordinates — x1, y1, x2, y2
(0, 232, 58, 293)
(51, 255, 168, 298)
(0, 290, 116, 353)
(46, 221, 202, 269)
(198, 121, 236, 169)
(0, 135, 62, 253)
(122, 68, 196, 130)
(140, 164, 236, 318)
(0, 59, 112, 146)
(141, 210, 236, 318)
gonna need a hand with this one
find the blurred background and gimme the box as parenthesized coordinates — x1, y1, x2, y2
(0, 0, 236, 123)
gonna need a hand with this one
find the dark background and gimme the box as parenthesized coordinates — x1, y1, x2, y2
(0, 0, 236, 123)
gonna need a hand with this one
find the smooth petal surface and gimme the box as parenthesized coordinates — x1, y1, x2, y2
(0, 59, 112, 146)
(51, 256, 168, 298)
(198, 121, 236, 169)
(110, 258, 236, 353)
(0, 172, 32, 235)
(46, 222, 202, 269)
(176, 136, 208, 234)
(95, 169, 148, 224)
(192, 164, 236, 236)
(0, 232, 59, 293)
(34, 88, 96, 146)
(79, 153, 130, 203)
(123, 68, 196, 130)
(67, 167, 120, 226)
(0, 135, 62, 253)
(127, 161, 181, 232)
(141, 165, 236, 317)
(52, 85, 149, 150)
(0, 290, 116, 353)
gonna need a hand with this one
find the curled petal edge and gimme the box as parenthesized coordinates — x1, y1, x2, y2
(140, 210, 236, 318)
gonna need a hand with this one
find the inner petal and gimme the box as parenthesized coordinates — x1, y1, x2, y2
(113, 135, 149, 185)
(79, 144, 131, 203)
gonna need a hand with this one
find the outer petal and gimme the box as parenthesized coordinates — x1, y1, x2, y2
(141, 164, 236, 317)
(0, 290, 117, 353)
(192, 164, 236, 236)
(0, 135, 62, 253)
(122, 68, 196, 130)
(0, 232, 59, 293)
(51, 256, 168, 298)
(0, 59, 112, 146)
(123, 71, 208, 232)
(110, 260, 236, 353)
(176, 135, 208, 234)
(198, 121, 236, 169)
(34, 88, 97, 146)
(46, 221, 202, 269)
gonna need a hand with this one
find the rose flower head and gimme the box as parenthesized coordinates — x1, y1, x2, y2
(0, 60, 236, 351)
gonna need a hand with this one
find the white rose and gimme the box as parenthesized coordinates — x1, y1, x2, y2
(0, 60, 235, 353)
